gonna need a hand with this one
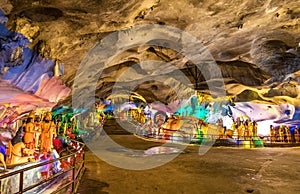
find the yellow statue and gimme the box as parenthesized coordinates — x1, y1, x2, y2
(248, 121, 253, 139)
(270, 125, 276, 142)
(285, 126, 291, 143)
(6, 141, 33, 165)
(24, 111, 36, 149)
(279, 125, 284, 142)
(237, 123, 244, 140)
(40, 112, 56, 153)
(295, 126, 299, 142)
(231, 121, 237, 139)
(244, 123, 249, 140)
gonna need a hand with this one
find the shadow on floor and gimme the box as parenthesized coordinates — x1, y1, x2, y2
(76, 178, 109, 194)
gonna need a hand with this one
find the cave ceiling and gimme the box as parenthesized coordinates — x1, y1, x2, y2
(1, 0, 300, 105)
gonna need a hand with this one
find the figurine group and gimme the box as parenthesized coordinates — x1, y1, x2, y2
(23, 111, 56, 153)
(270, 125, 300, 143)
(5, 111, 56, 166)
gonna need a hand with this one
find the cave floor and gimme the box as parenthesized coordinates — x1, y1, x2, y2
(76, 134, 300, 194)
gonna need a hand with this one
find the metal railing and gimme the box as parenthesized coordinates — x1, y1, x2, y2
(0, 140, 85, 194)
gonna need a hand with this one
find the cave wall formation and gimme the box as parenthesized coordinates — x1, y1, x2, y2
(1, 0, 300, 105)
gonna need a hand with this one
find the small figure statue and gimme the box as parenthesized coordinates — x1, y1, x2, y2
(270, 125, 276, 142)
(295, 126, 299, 143)
(40, 112, 56, 153)
(34, 116, 42, 150)
(285, 125, 291, 143)
(248, 121, 253, 140)
(232, 121, 237, 140)
(24, 111, 36, 150)
(237, 122, 244, 140)
(252, 121, 258, 138)
(279, 125, 284, 142)
(6, 128, 34, 165)
(244, 121, 249, 140)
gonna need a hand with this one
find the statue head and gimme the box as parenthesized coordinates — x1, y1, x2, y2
(35, 116, 41, 122)
(44, 112, 52, 121)
(28, 110, 35, 118)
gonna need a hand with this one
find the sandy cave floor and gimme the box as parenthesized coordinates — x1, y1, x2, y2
(76, 134, 300, 194)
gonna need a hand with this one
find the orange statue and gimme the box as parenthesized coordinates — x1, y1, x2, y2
(248, 121, 253, 140)
(270, 125, 276, 142)
(6, 142, 33, 165)
(40, 112, 56, 153)
(237, 122, 244, 140)
(285, 126, 291, 143)
(232, 121, 237, 139)
(294, 126, 299, 142)
(24, 111, 36, 149)
(279, 125, 284, 142)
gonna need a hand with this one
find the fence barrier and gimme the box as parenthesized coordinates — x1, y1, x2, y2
(0, 139, 85, 194)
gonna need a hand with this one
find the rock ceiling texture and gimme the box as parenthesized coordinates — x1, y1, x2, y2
(1, 0, 300, 105)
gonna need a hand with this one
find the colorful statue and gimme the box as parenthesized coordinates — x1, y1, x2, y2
(270, 125, 276, 142)
(6, 128, 33, 165)
(237, 122, 244, 140)
(279, 125, 284, 142)
(285, 126, 291, 143)
(40, 112, 56, 153)
(295, 126, 299, 143)
(248, 121, 253, 140)
(232, 121, 237, 139)
(244, 123, 249, 140)
(24, 111, 36, 149)
(252, 121, 258, 138)
(34, 116, 42, 150)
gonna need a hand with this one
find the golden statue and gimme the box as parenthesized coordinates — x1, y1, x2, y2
(24, 111, 36, 149)
(40, 112, 56, 153)
(295, 126, 299, 142)
(270, 125, 276, 142)
(248, 121, 253, 139)
(6, 141, 34, 165)
(285, 126, 291, 143)
(237, 122, 244, 140)
(279, 125, 284, 142)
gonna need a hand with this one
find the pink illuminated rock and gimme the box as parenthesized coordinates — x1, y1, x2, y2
(35, 77, 71, 103)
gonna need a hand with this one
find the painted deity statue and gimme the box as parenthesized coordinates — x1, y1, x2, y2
(232, 121, 237, 139)
(252, 121, 258, 138)
(40, 112, 56, 153)
(294, 126, 299, 142)
(285, 125, 291, 143)
(270, 125, 276, 142)
(279, 125, 284, 142)
(6, 128, 34, 165)
(237, 122, 244, 140)
(24, 111, 36, 149)
(248, 121, 253, 139)
(34, 116, 42, 150)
